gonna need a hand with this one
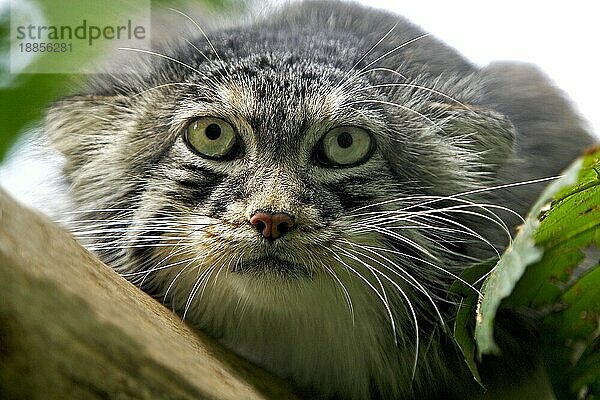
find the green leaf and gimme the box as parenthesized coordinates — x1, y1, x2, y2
(474, 156, 584, 356)
(524, 150, 600, 399)
(543, 266, 600, 399)
(451, 259, 496, 386)
(0, 73, 75, 161)
(507, 153, 600, 309)
(471, 147, 600, 398)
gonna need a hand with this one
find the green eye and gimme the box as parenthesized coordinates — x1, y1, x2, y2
(185, 117, 237, 159)
(319, 126, 373, 166)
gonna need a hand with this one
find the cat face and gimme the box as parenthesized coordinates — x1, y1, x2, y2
(49, 48, 510, 288)
(46, 4, 517, 397)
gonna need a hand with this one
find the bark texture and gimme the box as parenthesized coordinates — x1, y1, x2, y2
(0, 189, 299, 400)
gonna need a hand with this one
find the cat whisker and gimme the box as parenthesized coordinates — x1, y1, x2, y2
(348, 99, 438, 128)
(161, 224, 225, 302)
(405, 219, 496, 249)
(86, 244, 192, 253)
(352, 241, 481, 297)
(347, 66, 408, 85)
(340, 33, 432, 92)
(138, 252, 195, 286)
(77, 233, 194, 241)
(399, 199, 523, 225)
(352, 176, 561, 215)
(337, 23, 398, 88)
(58, 208, 135, 215)
(121, 251, 192, 280)
(168, 8, 223, 64)
(338, 239, 446, 327)
(75, 234, 194, 242)
(352, 219, 499, 259)
(454, 175, 562, 200)
(356, 32, 431, 76)
(183, 38, 214, 65)
(349, 222, 439, 261)
(327, 246, 399, 345)
(131, 82, 211, 99)
(413, 209, 508, 247)
(322, 263, 356, 324)
(331, 244, 420, 379)
(181, 235, 239, 319)
(360, 82, 472, 110)
(118, 47, 205, 77)
(146, 226, 204, 267)
(64, 217, 191, 225)
(135, 243, 198, 284)
(61, 203, 196, 223)
(69, 222, 201, 230)
(72, 229, 193, 236)
(163, 258, 196, 303)
(358, 202, 513, 246)
(183, 262, 217, 320)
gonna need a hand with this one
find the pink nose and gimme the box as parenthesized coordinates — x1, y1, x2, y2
(249, 211, 295, 239)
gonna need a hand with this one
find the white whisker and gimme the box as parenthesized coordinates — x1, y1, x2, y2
(168, 7, 223, 63)
(118, 47, 205, 76)
(338, 23, 398, 88)
(361, 82, 472, 110)
(356, 33, 431, 76)
(338, 239, 445, 327)
(331, 244, 420, 378)
(350, 176, 560, 214)
(349, 98, 443, 134)
(326, 246, 398, 344)
(323, 264, 356, 324)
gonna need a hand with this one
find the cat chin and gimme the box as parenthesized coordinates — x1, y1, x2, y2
(148, 257, 432, 398)
(229, 256, 316, 279)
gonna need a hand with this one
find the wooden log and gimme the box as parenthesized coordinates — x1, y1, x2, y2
(0, 189, 300, 400)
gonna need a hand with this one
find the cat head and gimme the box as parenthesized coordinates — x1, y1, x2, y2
(46, 2, 515, 354)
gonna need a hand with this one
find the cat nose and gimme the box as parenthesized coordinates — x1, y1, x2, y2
(249, 211, 295, 240)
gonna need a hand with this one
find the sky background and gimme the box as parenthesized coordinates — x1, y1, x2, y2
(352, 0, 600, 137)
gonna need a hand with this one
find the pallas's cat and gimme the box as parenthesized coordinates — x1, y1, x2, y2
(41, 2, 595, 398)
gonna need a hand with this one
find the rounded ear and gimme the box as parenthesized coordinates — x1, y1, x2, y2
(425, 102, 516, 168)
(45, 95, 127, 175)
(480, 61, 596, 175)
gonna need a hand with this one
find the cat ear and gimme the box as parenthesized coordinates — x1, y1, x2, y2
(45, 95, 128, 172)
(426, 102, 516, 167)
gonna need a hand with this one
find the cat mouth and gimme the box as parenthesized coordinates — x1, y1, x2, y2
(232, 256, 313, 278)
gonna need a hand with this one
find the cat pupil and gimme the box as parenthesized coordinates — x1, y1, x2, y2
(205, 123, 222, 140)
(337, 131, 353, 149)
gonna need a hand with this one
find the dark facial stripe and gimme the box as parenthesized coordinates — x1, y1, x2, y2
(172, 164, 226, 204)
(324, 178, 377, 211)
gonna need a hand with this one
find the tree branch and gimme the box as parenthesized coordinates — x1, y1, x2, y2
(0, 189, 299, 400)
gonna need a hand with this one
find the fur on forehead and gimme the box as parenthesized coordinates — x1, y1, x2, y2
(45, 0, 517, 198)
(46, 67, 516, 185)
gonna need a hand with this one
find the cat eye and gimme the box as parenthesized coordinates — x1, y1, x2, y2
(185, 117, 237, 159)
(317, 126, 373, 166)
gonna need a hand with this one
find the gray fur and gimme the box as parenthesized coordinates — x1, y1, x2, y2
(44, 1, 595, 399)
